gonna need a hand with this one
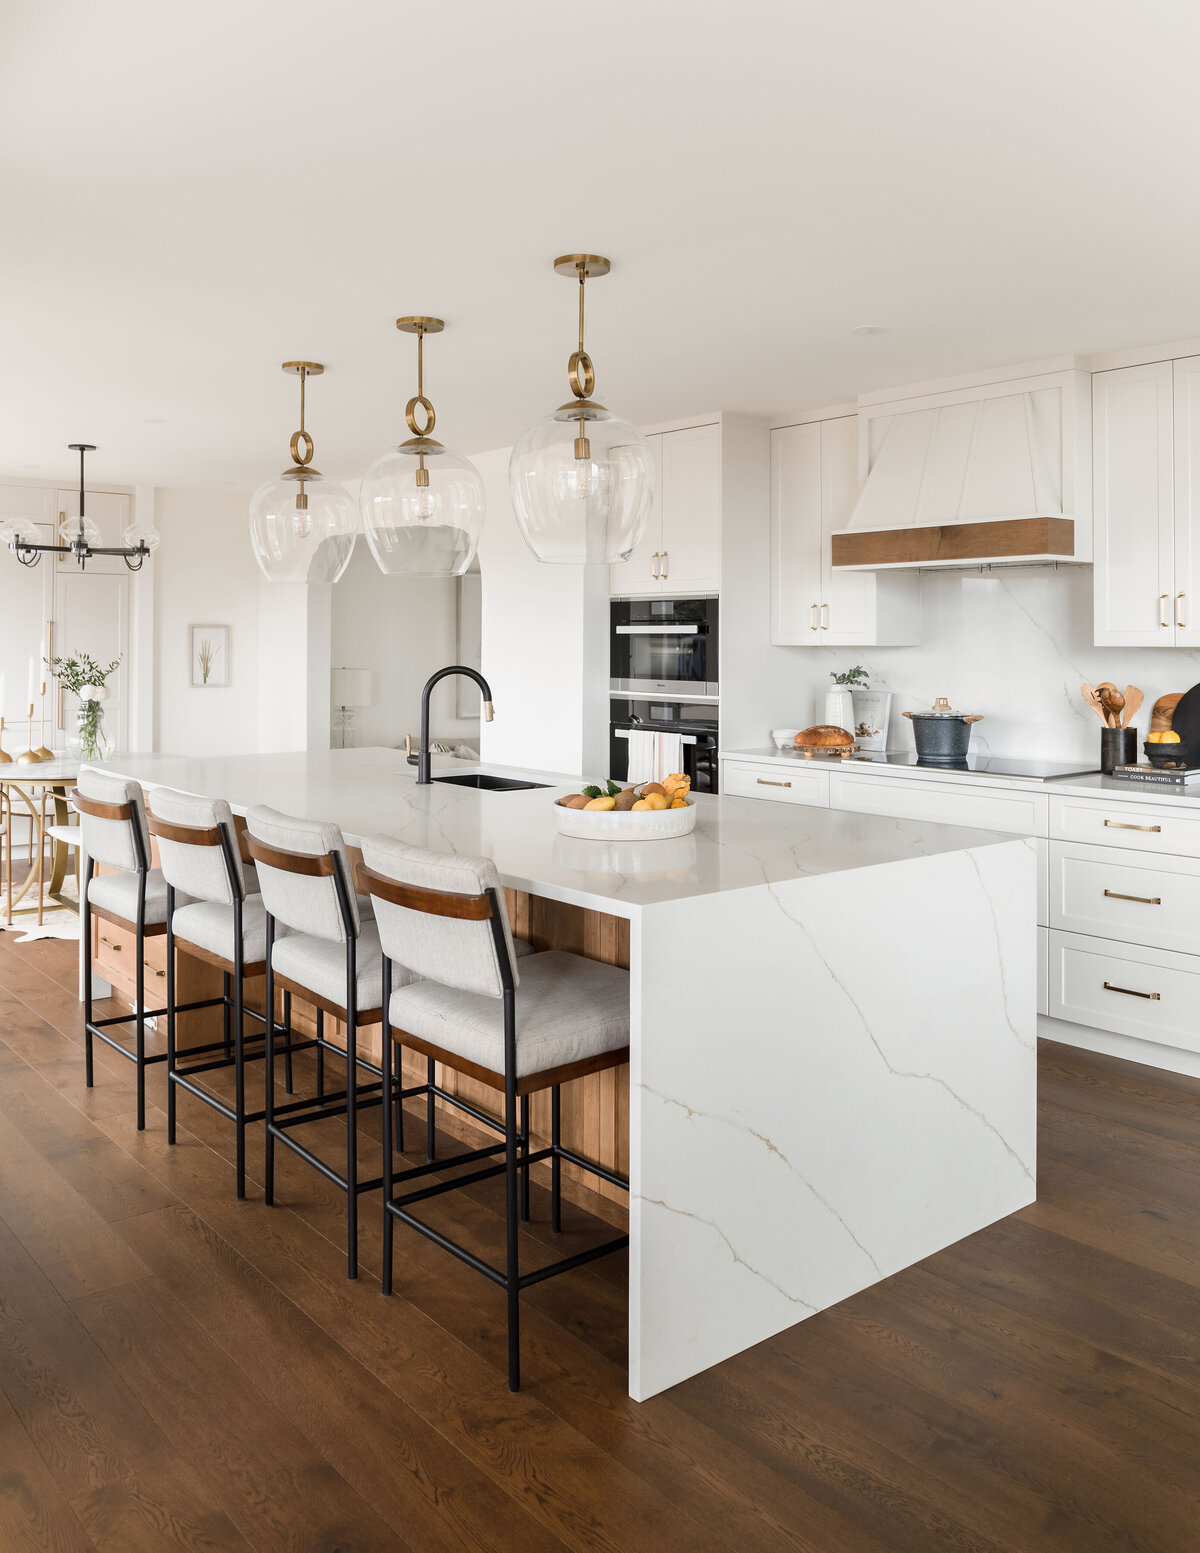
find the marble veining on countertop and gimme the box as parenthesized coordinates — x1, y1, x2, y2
(94, 747, 1023, 918)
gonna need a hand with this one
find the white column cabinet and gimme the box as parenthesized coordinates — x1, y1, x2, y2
(1092, 354, 1200, 647)
(609, 423, 720, 596)
(771, 414, 919, 646)
(1171, 356, 1200, 648)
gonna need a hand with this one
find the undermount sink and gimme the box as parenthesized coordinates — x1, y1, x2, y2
(431, 772, 550, 792)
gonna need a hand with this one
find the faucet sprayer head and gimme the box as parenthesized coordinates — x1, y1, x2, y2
(483, 700, 495, 722)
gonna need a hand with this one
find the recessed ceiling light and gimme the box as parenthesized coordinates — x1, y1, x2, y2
(851, 324, 889, 336)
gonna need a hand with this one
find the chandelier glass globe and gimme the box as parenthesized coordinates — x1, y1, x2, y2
(59, 513, 102, 548)
(361, 443, 484, 576)
(509, 403, 653, 564)
(249, 470, 357, 584)
(122, 521, 162, 553)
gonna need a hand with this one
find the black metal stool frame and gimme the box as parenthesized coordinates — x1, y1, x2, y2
(149, 811, 318, 1200)
(361, 865, 629, 1392)
(76, 787, 230, 1132)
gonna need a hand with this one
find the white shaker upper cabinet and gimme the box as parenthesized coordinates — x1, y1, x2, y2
(771, 414, 919, 646)
(1092, 361, 1175, 646)
(609, 423, 720, 596)
(609, 432, 663, 594)
(1172, 355, 1200, 648)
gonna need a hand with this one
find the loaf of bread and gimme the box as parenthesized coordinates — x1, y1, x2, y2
(793, 725, 854, 748)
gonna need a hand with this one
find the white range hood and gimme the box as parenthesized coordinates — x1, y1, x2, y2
(833, 367, 1091, 569)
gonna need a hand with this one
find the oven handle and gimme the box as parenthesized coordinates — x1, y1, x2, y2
(614, 624, 701, 635)
(614, 729, 698, 745)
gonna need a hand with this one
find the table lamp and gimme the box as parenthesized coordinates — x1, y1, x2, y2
(330, 668, 372, 748)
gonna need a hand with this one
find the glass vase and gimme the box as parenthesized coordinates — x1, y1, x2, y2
(69, 705, 110, 763)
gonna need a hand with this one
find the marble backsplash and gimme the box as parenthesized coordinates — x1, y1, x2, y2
(794, 565, 1200, 761)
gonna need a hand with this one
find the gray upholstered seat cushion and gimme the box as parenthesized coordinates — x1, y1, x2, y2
(270, 920, 414, 1013)
(513, 937, 535, 960)
(387, 950, 629, 1080)
(87, 867, 180, 926)
(171, 897, 280, 966)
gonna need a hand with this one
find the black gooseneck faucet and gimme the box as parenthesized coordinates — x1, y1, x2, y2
(413, 666, 494, 784)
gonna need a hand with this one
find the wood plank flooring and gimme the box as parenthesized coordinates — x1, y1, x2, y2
(1, 934, 1198, 1552)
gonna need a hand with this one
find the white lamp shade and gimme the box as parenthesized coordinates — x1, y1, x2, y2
(331, 668, 372, 707)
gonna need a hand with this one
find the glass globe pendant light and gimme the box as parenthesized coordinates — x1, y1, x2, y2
(360, 317, 485, 577)
(3, 443, 159, 570)
(509, 254, 654, 565)
(249, 362, 357, 584)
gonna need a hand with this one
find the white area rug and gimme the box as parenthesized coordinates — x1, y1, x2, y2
(0, 878, 81, 943)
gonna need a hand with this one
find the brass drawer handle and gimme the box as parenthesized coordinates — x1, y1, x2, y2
(1104, 981, 1161, 1001)
(154, 969, 166, 979)
(99, 937, 122, 951)
(1178, 592, 1187, 630)
(756, 777, 792, 788)
(1160, 592, 1170, 628)
(650, 551, 660, 579)
(809, 603, 818, 631)
(1103, 889, 1161, 905)
(1104, 819, 1161, 833)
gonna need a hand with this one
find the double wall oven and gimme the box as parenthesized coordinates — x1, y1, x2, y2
(609, 596, 719, 792)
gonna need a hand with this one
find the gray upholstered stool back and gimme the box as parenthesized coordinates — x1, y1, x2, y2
(147, 787, 250, 904)
(359, 835, 519, 997)
(246, 805, 360, 942)
(74, 768, 151, 872)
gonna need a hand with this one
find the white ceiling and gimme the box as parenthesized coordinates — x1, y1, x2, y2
(4, 0, 1200, 490)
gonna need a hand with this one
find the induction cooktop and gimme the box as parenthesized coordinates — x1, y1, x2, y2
(845, 752, 1101, 781)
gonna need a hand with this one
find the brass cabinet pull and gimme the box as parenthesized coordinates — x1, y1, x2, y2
(1103, 889, 1161, 905)
(1160, 592, 1170, 628)
(100, 936, 122, 951)
(650, 551, 660, 579)
(661, 550, 669, 579)
(820, 603, 830, 630)
(1104, 980, 1161, 1001)
(809, 603, 819, 632)
(1104, 818, 1161, 832)
(153, 968, 165, 979)
(1178, 591, 1187, 629)
(756, 778, 792, 788)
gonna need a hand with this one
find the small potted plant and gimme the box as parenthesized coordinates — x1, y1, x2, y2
(47, 651, 121, 761)
(825, 665, 869, 731)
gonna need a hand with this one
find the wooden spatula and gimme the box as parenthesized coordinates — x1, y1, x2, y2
(1120, 685, 1144, 728)
(1081, 684, 1108, 724)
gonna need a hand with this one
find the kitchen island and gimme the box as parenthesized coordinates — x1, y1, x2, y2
(91, 747, 1036, 1401)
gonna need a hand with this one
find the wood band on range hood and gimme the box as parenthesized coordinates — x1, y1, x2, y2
(831, 516, 1076, 569)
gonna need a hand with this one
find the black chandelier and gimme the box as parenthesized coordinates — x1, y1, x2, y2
(5, 444, 157, 571)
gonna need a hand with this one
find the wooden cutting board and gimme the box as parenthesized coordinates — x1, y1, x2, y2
(1149, 692, 1184, 733)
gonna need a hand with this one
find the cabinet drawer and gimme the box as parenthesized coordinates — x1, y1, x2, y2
(1047, 928, 1200, 1053)
(721, 760, 829, 806)
(828, 772, 1048, 836)
(1049, 793, 1200, 858)
(93, 920, 168, 990)
(1049, 840, 1200, 955)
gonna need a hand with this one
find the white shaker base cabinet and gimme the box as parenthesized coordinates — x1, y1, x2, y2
(770, 414, 920, 646)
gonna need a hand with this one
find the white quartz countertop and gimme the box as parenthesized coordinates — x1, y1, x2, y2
(95, 747, 1021, 919)
(722, 746, 1200, 806)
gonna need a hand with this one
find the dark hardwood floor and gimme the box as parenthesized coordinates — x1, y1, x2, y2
(1, 932, 1198, 1552)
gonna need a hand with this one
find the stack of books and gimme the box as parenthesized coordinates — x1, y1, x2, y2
(1112, 763, 1200, 786)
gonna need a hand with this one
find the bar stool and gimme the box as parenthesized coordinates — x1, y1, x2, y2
(357, 836, 630, 1392)
(244, 805, 402, 1280)
(147, 787, 317, 1200)
(72, 770, 209, 1129)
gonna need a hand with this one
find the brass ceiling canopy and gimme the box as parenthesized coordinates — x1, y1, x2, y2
(395, 316, 445, 335)
(552, 254, 611, 278)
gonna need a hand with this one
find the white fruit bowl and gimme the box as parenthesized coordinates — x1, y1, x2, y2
(553, 795, 698, 841)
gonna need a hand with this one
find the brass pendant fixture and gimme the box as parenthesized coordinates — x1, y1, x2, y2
(359, 316, 485, 577)
(508, 254, 654, 565)
(249, 362, 358, 584)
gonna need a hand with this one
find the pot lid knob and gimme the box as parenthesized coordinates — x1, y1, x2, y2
(932, 697, 951, 710)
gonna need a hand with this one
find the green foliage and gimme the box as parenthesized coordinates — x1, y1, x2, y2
(46, 651, 122, 697)
(830, 664, 870, 688)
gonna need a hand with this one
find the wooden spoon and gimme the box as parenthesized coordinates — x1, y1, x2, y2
(1120, 685, 1144, 728)
(1099, 687, 1125, 728)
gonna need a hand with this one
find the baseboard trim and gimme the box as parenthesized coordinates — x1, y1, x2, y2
(1038, 1013, 1200, 1079)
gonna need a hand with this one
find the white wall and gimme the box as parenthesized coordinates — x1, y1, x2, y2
(329, 543, 476, 750)
(153, 486, 261, 755)
(782, 564, 1200, 761)
(472, 447, 608, 779)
